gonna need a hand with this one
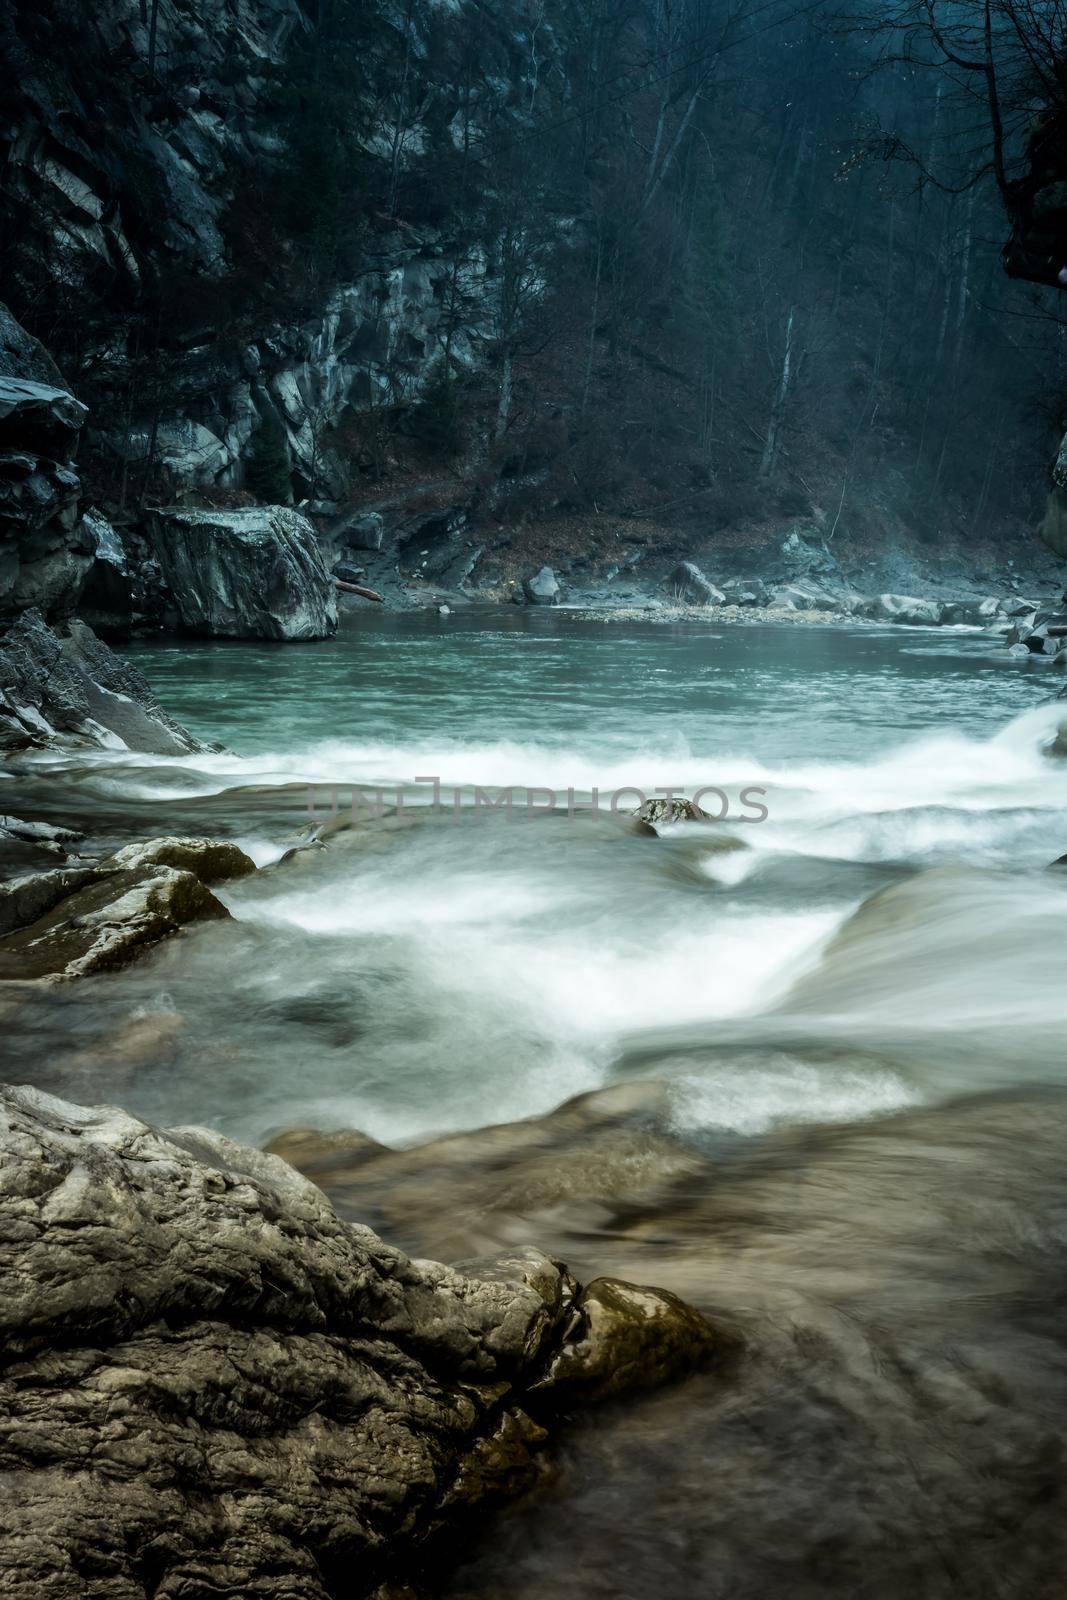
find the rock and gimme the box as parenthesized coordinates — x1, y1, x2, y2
(0, 866, 111, 937)
(771, 580, 842, 612)
(633, 796, 714, 826)
(0, 815, 82, 847)
(720, 576, 770, 606)
(869, 594, 944, 625)
(77, 509, 166, 636)
(147, 506, 338, 640)
(942, 598, 1001, 625)
(438, 603, 451, 615)
(522, 565, 563, 605)
(0, 1086, 721, 1596)
(1001, 597, 1038, 618)
(1007, 643, 1033, 659)
(102, 836, 257, 884)
(331, 558, 367, 585)
(267, 1081, 703, 1265)
(667, 562, 724, 606)
(0, 303, 89, 622)
(529, 1277, 722, 1407)
(0, 609, 205, 754)
(779, 529, 841, 578)
(0, 863, 230, 981)
(331, 509, 386, 551)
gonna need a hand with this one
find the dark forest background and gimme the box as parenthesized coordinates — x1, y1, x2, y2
(3, 0, 1066, 574)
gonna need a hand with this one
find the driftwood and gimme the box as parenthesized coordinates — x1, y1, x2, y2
(335, 580, 385, 603)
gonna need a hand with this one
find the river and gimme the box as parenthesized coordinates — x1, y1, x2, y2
(7, 609, 1067, 1597)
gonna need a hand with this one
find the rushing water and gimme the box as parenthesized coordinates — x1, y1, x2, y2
(7, 610, 1067, 1596)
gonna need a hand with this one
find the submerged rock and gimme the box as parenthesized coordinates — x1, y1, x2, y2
(0, 1086, 722, 1597)
(147, 505, 338, 640)
(266, 1081, 702, 1264)
(0, 608, 205, 753)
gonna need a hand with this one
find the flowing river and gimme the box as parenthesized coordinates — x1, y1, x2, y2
(7, 609, 1067, 1597)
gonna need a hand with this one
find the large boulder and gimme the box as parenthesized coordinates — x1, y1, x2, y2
(147, 505, 338, 640)
(867, 593, 944, 626)
(330, 508, 386, 552)
(0, 1086, 722, 1597)
(523, 565, 563, 606)
(668, 562, 725, 606)
(0, 303, 90, 622)
(0, 608, 205, 753)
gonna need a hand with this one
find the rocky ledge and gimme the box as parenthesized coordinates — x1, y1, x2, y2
(0, 607, 206, 753)
(0, 835, 255, 981)
(0, 1085, 724, 1598)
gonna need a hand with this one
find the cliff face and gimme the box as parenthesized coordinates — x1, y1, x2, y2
(2, 0, 1061, 632)
(0, 0, 570, 622)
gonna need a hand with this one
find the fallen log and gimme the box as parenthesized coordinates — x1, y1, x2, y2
(336, 580, 385, 603)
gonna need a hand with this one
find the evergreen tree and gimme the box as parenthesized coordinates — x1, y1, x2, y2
(244, 415, 292, 504)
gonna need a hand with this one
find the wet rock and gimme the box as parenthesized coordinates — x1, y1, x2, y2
(0, 863, 229, 982)
(668, 562, 724, 606)
(523, 565, 562, 605)
(634, 796, 715, 826)
(868, 594, 944, 625)
(0, 609, 205, 753)
(0, 814, 82, 848)
(942, 597, 1001, 625)
(530, 1277, 721, 1406)
(0, 865, 110, 936)
(103, 835, 257, 884)
(0, 1085, 721, 1597)
(147, 505, 338, 640)
(266, 1082, 701, 1264)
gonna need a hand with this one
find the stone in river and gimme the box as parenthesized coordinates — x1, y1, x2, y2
(0, 1085, 725, 1597)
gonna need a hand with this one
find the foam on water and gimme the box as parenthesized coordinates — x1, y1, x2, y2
(10, 626, 1067, 1148)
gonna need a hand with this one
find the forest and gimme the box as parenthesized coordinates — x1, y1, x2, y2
(2, 0, 1066, 602)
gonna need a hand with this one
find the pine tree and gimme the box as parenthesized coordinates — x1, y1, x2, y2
(244, 415, 292, 504)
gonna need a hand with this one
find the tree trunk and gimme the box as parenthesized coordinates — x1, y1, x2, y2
(759, 306, 796, 481)
(496, 349, 514, 440)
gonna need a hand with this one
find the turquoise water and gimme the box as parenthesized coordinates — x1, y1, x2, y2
(8, 610, 1066, 1148)
(10, 611, 1067, 1598)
